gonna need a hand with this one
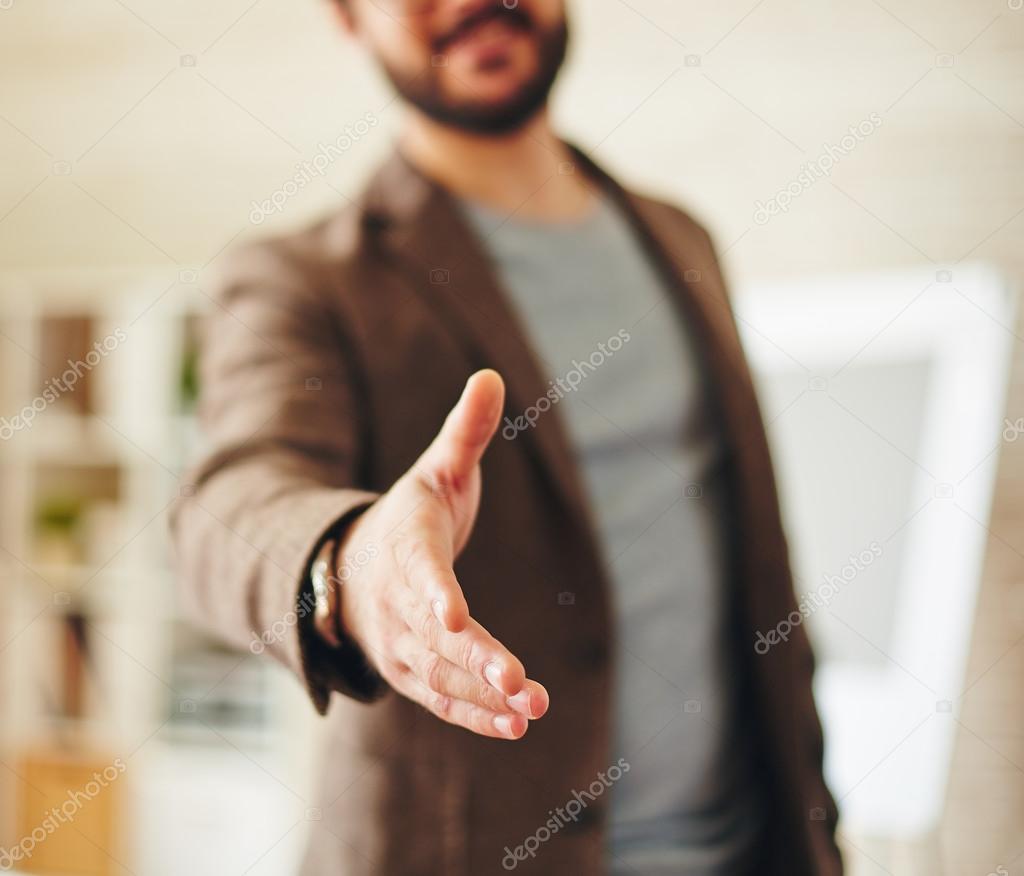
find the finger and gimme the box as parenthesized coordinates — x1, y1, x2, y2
(506, 680, 550, 720)
(393, 633, 509, 712)
(416, 369, 505, 491)
(394, 633, 549, 718)
(393, 531, 469, 633)
(396, 673, 528, 740)
(396, 588, 527, 697)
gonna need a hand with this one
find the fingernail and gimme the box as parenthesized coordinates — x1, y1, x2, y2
(506, 689, 532, 716)
(493, 714, 515, 737)
(484, 661, 503, 690)
(432, 600, 445, 625)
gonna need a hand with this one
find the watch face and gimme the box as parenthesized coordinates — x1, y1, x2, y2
(312, 558, 329, 597)
(311, 542, 343, 647)
(312, 554, 334, 622)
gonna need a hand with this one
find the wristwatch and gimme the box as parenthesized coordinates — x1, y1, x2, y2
(311, 535, 343, 648)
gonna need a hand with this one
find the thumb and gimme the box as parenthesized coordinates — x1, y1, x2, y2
(417, 369, 505, 490)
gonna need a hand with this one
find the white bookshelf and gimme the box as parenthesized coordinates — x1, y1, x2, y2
(0, 270, 317, 875)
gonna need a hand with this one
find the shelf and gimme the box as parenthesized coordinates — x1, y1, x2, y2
(0, 269, 311, 868)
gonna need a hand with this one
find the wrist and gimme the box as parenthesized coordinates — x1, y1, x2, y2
(334, 521, 376, 651)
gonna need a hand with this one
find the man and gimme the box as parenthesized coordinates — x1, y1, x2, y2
(170, 1, 842, 873)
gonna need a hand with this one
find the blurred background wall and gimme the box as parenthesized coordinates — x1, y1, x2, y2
(0, 1, 1021, 874)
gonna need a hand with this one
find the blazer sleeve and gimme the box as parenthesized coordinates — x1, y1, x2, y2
(168, 239, 387, 715)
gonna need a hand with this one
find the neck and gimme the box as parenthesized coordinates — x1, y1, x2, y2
(398, 108, 596, 222)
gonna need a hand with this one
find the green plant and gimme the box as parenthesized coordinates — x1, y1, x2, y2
(35, 495, 83, 537)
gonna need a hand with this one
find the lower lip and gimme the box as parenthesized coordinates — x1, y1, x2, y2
(447, 18, 526, 65)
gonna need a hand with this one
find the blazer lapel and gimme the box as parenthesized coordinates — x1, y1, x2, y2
(568, 146, 785, 617)
(364, 149, 597, 531)
(569, 145, 751, 395)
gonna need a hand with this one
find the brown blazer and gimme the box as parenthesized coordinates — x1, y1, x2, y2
(170, 146, 842, 875)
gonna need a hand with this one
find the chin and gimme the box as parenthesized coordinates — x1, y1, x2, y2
(445, 59, 540, 103)
(451, 77, 532, 109)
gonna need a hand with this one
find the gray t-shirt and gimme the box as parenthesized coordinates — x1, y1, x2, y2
(460, 193, 763, 875)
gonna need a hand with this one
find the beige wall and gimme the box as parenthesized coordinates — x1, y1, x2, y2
(1, 0, 1021, 873)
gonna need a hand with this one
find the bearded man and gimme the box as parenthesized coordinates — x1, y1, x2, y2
(171, 2, 842, 873)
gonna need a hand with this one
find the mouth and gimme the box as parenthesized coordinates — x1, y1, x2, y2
(436, 4, 533, 57)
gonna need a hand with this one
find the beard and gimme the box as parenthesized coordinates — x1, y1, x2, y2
(377, 10, 569, 136)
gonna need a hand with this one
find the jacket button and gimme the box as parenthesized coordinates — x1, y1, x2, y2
(573, 639, 609, 671)
(562, 800, 604, 833)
